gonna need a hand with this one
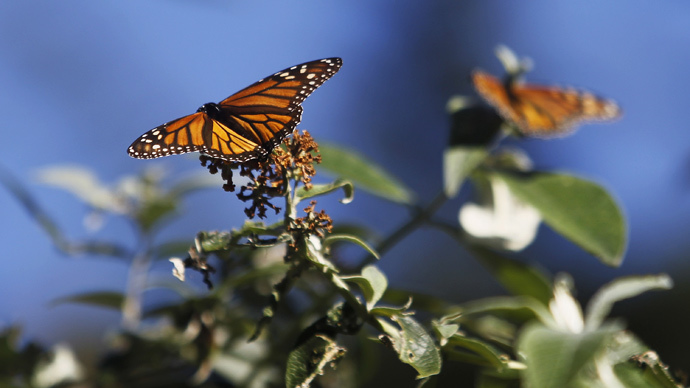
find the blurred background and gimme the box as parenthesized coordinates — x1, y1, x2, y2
(2, 0, 690, 375)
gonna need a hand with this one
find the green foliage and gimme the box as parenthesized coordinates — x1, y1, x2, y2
(319, 143, 415, 204)
(494, 171, 627, 266)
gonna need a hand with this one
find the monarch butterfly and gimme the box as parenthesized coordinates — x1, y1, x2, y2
(128, 58, 342, 162)
(472, 70, 621, 137)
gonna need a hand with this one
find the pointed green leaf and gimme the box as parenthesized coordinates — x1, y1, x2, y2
(295, 179, 354, 204)
(615, 351, 683, 388)
(285, 335, 345, 388)
(319, 144, 415, 204)
(341, 265, 387, 310)
(34, 165, 120, 212)
(168, 173, 223, 197)
(323, 233, 379, 259)
(494, 171, 627, 266)
(51, 291, 125, 310)
(383, 315, 442, 379)
(454, 296, 553, 326)
(584, 274, 672, 331)
(517, 322, 622, 388)
(446, 333, 509, 368)
(432, 320, 460, 346)
(443, 146, 488, 198)
(468, 245, 552, 304)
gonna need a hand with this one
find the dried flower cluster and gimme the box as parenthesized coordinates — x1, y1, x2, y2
(290, 200, 333, 239)
(273, 130, 321, 190)
(199, 130, 322, 219)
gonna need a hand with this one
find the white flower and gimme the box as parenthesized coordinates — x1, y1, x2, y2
(548, 275, 585, 333)
(459, 177, 541, 251)
(32, 344, 84, 388)
(170, 257, 186, 281)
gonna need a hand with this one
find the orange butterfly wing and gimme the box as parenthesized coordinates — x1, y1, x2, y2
(126, 112, 261, 160)
(128, 58, 342, 162)
(472, 70, 621, 137)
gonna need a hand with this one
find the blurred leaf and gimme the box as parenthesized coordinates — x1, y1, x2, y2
(168, 173, 223, 197)
(584, 274, 673, 331)
(197, 230, 233, 252)
(381, 289, 448, 316)
(517, 322, 622, 388)
(446, 333, 509, 368)
(468, 245, 552, 304)
(285, 335, 345, 388)
(494, 171, 627, 266)
(2, 165, 131, 258)
(370, 298, 413, 318)
(443, 146, 488, 198)
(476, 370, 522, 388)
(51, 291, 125, 310)
(461, 315, 517, 348)
(379, 315, 441, 379)
(331, 223, 380, 244)
(319, 143, 415, 204)
(341, 265, 387, 310)
(323, 233, 379, 260)
(615, 352, 683, 388)
(303, 236, 340, 275)
(431, 320, 459, 346)
(295, 178, 354, 204)
(154, 239, 193, 260)
(34, 165, 121, 212)
(453, 296, 553, 326)
(135, 195, 178, 233)
(229, 262, 291, 288)
(0, 326, 46, 385)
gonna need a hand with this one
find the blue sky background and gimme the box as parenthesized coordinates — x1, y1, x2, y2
(2, 0, 690, 369)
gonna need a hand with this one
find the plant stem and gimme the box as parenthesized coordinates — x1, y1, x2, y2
(359, 189, 449, 269)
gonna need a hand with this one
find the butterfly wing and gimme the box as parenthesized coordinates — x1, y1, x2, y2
(472, 70, 621, 136)
(128, 57, 342, 162)
(214, 57, 343, 156)
(127, 112, 261, 161)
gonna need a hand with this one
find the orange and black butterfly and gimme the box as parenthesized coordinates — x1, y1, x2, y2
(472, 70, 621, 137)
(128, 58, 342, 162)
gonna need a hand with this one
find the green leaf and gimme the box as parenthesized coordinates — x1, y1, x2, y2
(494, 171, 627, 266)
(445, 333, 509, 368)
(51, 291, 125, 310)
(341, 265, 388, 310)
(381, 315, 442, 379)
(453, 296, 553, 325)
(370, 297, 413, 318)
(319, 144, 415, 204)
(135, 196, 178, 233)
(584, 274, 673, 331)
(34, 165, 120, 212)
(168, 173, 223, 197)
(517, 322, 622, 388)
(468, 245, 552, 304)
(285, 335, 345, 388)
(615, 352, 683, 388)
(154, 239, 193, 260)
(476, 370, 523, 388)
(431, 320, 460, 346)
(443, 146, 488, 198)
(323, 233, 379, 259)
(295, 178, 355, 204)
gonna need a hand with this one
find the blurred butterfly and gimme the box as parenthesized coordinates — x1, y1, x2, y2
(472, 70, 621, 137)
(128, 58, 342, 162)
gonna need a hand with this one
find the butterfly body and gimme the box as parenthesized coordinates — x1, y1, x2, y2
(128, 58, 342, 162)
(472, 70, 621, 137)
